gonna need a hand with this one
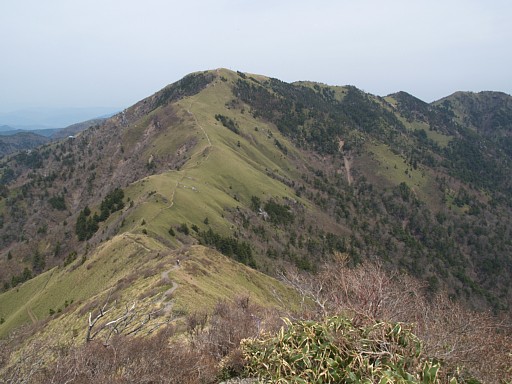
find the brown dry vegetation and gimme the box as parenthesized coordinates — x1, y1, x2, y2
(280, 255, 512, 383)
(1, 258, 510, 383)
(0, 296, 283, 384)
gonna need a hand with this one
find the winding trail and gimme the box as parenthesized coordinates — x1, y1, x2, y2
(160, 262, 181, 314)
(185, 98, 212, 162)
(147, 98, 213, 222)
(123, 233, 152, 252)
(27, 308, 37, 324)
(187, 108, 211, 147)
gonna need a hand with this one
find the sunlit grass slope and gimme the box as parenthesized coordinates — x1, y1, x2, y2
(0, 233, 302, 340)
(0, 68, 316, 339)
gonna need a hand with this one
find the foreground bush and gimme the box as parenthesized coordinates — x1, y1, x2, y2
(241, 316, 463, 383)
(281, 257, 512, 382)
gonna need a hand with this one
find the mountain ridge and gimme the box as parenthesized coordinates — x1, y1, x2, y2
(1, 68, 511, 382)
(1, 68, 511, 331)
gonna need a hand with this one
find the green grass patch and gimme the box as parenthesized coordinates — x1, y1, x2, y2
(169, 246, 303, 314)
(0, 233, 165, 338)
(367, 144, 437, 203)
(424, 129, 452, 148)
(0, 240, 303, 346)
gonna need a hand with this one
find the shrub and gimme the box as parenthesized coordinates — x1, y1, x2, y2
(177, 223, 190, 235)
(199, 228, 256, 267)
(281, 257, 512, 382)
(215, 114, 240, 135)
(10, 267, 32, 287)
(48, 195, 66, 210)
(63, 252, 77, 267)
(250, 195, 261, 211)
(76, 189, 125, 241)
(75, 208, 99, 241)
(264, 200, 294, 225)
(21, 297, 269, 384)
(242, 316, 446, 383)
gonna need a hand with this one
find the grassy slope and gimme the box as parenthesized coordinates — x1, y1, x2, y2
(0, 233, 163, 338)
(0, 234, 302, 341)
(0, 69, 308, 340)
(384, 95, 453, 148)
(120, 70, 306, 241)
(356, 143, 442, 209)
(169, 245, 301, 313)
(0, 240, 302, 378)
(1, 70, 426, 338)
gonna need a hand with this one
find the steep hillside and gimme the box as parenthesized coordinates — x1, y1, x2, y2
(1, 68, 511, 341)
(232, 74, 512, 308)
(0, 237, 301, 339)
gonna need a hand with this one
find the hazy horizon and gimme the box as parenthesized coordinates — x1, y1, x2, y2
(1, 0, 511, 113)
(0, 106, 119, 128)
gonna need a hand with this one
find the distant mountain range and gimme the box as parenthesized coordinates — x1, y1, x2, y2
(0, 108, 111, 157)
(0, 132, 50, 156)
(0, 107, 119, 129)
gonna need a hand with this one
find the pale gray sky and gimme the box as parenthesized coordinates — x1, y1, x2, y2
(1, 0, 511, 113)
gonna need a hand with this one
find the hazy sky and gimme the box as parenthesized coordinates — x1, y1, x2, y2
(1, 0, 511, 112)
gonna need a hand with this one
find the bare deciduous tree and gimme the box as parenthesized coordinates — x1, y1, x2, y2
(278, 254, 512, 383)
(85, 290, 168, 346)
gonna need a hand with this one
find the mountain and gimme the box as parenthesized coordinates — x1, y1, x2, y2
(1, 68, 511, 306)
(0, 132, 50, 157)
(0, 69, 511, 381)
(0, 118, 108, 158)
(434, 91, 512, 134)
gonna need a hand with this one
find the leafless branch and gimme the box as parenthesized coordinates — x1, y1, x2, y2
(85, 291, 167, 346)
(86, 289, 117, 342)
